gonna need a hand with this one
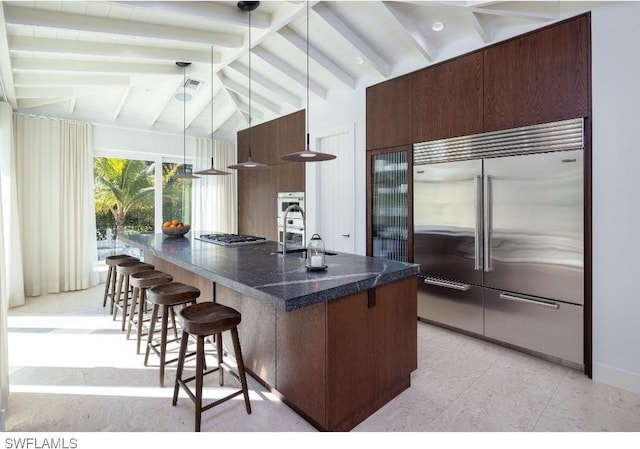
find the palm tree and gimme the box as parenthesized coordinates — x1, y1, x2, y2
(94, 158, 156, 237)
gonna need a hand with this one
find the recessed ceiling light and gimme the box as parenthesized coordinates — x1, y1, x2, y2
(354, 56, 364, 65)
(432, 22, 445, 32)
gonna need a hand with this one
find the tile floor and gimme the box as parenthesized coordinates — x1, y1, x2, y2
(5, 285, 640, 434)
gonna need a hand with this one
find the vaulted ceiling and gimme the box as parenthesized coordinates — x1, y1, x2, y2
(0, 1, 603, 139)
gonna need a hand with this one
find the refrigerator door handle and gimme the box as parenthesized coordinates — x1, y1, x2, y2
(483, 175, 492, 272)
(474, 175, 483, 270)
(499, 292, 560, 309)
(424, 277, 471, 291)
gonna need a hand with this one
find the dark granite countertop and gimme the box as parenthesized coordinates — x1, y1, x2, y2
(121, 232, 419, 312)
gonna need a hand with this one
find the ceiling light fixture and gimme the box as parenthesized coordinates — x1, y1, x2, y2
(432, 21, 445, 32)
(228, 1, 270, 171)
(280, 0, 336, 163)
(175, 61, 200, 179)
(194, 46, 231, 176)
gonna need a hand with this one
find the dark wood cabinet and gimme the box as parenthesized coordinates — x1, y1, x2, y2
(237, 110, 305, 239)
(483, 14, 590, 132)
(366, 74, 413, 150)
(413, 52, 484, 142)
(277, 110, 305, 159)
(275, 275, 417, 431)
(326, 276, 417, 431)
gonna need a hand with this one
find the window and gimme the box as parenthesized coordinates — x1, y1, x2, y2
(94, 157, 155, 261)
(162, 162, 193, 226)
(93, 156, 194, 261)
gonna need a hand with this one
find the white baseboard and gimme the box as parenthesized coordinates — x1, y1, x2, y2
(592, 363, 640, 395)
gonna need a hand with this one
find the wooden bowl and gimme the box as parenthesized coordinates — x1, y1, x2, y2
(162, 224, 190, 237)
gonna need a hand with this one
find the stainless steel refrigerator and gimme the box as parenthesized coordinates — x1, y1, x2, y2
(413, 118, 584, 367)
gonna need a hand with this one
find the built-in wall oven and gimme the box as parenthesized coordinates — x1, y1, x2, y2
(277, 192, 305, 246)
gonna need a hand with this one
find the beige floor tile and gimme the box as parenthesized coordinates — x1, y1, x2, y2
(5, 285, 640, 435)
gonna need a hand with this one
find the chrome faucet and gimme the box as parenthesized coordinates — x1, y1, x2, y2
(282, 204, 305, 257)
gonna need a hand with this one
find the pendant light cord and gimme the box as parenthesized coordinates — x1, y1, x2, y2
(211, 45, 214, 138)
(306, 0, 310, 150)
(183, 64, 186, 170)
(248, 8, 252, 160)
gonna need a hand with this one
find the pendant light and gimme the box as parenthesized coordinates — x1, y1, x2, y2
(280, 1, 336, 162)
(194, 46, 231, 176)
(228, 1, 270, 170)
(175, 61, 200, 179)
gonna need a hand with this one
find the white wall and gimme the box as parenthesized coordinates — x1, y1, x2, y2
(591, 1, 640, 394)
(93, 123, 185, 158)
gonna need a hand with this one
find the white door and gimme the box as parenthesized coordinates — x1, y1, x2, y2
(316, 128, 356, 253)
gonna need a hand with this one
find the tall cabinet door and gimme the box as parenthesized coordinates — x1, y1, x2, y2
(366, 147, 411, 262)
(483, 150, 584, 304)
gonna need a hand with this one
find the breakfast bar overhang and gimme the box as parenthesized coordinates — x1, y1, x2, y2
(122, 233, 419, 431)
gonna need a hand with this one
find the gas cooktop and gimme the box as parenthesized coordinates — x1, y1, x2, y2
(196, 233, 267, 246)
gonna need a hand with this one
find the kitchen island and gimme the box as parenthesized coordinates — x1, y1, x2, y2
(122, 232, 419, 431)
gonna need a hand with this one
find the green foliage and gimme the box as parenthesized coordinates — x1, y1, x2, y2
(93, 158, 193, 239)
(94, 157, 155, 237)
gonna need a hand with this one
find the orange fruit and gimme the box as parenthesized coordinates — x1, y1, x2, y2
(163, 221, 171, 227)
(171, 219, 179, 225)
(170, 224, 176, 228)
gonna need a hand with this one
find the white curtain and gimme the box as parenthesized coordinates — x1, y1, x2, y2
(192, 138, 237, 234)
(0, 102, 18, 428)
(14, 114, 98, 297)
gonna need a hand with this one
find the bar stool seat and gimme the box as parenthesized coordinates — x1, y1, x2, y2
(126, 270, 174, 354)
(145, 282, 200, 387)
(103, 255, 137, 309)
(113, 260, 154, 331)
(172, 301, 251, 432)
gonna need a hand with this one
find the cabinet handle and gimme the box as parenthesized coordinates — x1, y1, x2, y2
(424, 277, 470, 291)
(499, 292, 559, 309)
(341, 233, 350, 238)
(483, 175, 493, 272)
(474, 175, 482, 271)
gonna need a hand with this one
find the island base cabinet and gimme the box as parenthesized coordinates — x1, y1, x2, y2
(275, 302, 327, 428)
(326, 276, 417, 431)
(217, 285, 277, 387)
(194, 274, 417, 432)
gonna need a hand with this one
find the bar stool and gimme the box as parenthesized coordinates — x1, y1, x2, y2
(102, 254, 137, 309)
(172, 301, 251, 432)
(126, 270, 174, 354)
(113, 260, 154, 331)
(145, 282, 200, 387)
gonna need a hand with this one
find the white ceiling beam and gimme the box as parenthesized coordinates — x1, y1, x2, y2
(4, 5, 243, 48)
(381, 1, 435, 63)
(112, 1, 271, 28)
(422, 1, 558, 21)
(17, 98, 68, 109)
(67, 97, 77, 114)
(221, 74, 281, 116)
(252, 47, 327, 99)
(11, 57, 181, 78)
(225, 91, 262, 125)
(0, 6, 16, 107)
(226, 62, 302, 108)
(277, 26, 356, 89)
(468, 11, 491, 43)
(145, 79, 183, 128)
(112, 86, 133, 122)
(14, 73, 130, 87)
(313, 2, 391, 78)
(9, 36, 220, 65)
(15, 87, 74, 98)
